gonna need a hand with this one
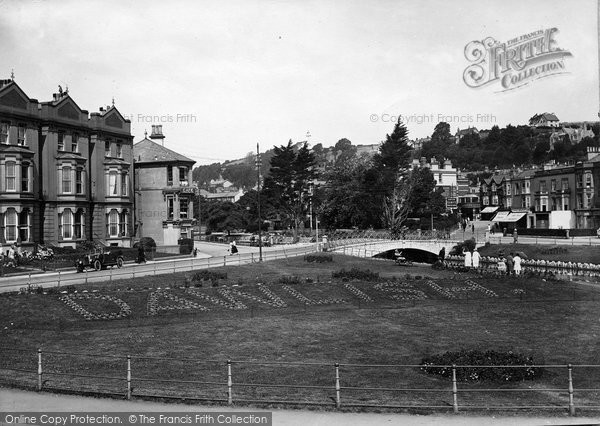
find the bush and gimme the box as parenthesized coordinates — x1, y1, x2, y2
(178, 238, 194, 255)
(278, 275, 302, 285)
(449, 238, 476, 256)
(420, 349, 544, 382)
(134, 237, 156, 250)
(191, 270, 227, 282)
(332, 267, 379, 281)
(304, 254, 333, 263)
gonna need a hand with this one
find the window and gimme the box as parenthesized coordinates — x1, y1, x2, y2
(525, 197, 531, 209)
(0, 122, 8, 144)
(179, 198, 189, 219)
(586, 193, 592, 208)
(506, 183, 511, 196)
(105, 141, 111, 157)
(58, 132, 64, 151)
(563, 197, 569, 211)
(562, 178, 569, 191)
(179, 166, 188, 185)
(71, 134, 78, 153)
(21, 164, 29, 192)
(539, 181, 547, 193)
(19, 210, 29, 242)
(167, 166, 173, 186)
(551, 180, 556, 192)
(74, 210, 83, 239)
(61, 208, 73, 239)
(5, 209, 17, 242)
(5, 161, 15, 191)
(17, 125, 25, 146)
(108, 171, 118, 195)
(121, 173, 128, 196)
(585, 172, 592, 188)
(119, 211, 128, 236)
(76, 169, 83, 194)
(116, 142, 122, 158)
(525, 181, 530, 193)
(167, 196, 174, 219)
(576, 174, 583, 188)
(540, 197, 548, 212)
(108, 209, 119, 237)
(62, 166, 72, 193)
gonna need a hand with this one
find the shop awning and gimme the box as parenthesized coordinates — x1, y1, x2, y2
(491, 211, 511, 221)
(503, 212, 527, 222)
(481, 206, 499, 214)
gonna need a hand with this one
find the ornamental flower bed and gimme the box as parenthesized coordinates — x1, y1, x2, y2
(420, 349, 544, 382)
(450, 279, 498, 298)
(281, 285, 346, 306)
(148, 290, 209, 316)
(185, 288, 245, 310)
(425, 280, 456, 299)
(59, 293, 131, 321)
(343, 283, 373, 302)
(373, 282, 427, 301)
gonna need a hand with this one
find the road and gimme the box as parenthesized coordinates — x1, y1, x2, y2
(0, 388, 596, 426)
(0, 243, 316, 294)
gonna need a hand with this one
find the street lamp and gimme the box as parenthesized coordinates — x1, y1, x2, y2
(256, 143, 263, 262)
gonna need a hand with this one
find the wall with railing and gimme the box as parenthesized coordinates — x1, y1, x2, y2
(1, 348, 599, 415)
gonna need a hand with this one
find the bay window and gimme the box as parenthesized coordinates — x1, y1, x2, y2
(21, 163, 29, 192)
(0, 122, 8, 144)
(119, 210, 128, 236)
(109, 171, 118, 195)
(74, 210, 83, 239)
(5, 161, 15, 191)
(61, 208, 73, 239)
(5, 208, 17, 242)
(121, 172, 128, 196)
(76, 169, 83, 194)
(62, 166, 72, 193)
(19, 210, 29, 242)
(17, 125, 25, 146)
(108, 209, 119, 237)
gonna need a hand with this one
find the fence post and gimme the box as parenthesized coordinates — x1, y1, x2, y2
(57, 271, 61, 287)
(85, 269, 88, 285)
(28, 272, 31, 287)
(127, 355, 132, 400)
(37, 348, 42, 391)
(335, 363, 341, 408)
(568, 363, 575, 416)
(227, 360, 233, 405)
(452, 364, 458, 413)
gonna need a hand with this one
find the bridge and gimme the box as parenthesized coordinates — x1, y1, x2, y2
(329, 238, 484, 259)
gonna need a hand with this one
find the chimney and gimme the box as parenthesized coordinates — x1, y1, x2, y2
(150, 125, 165, 146)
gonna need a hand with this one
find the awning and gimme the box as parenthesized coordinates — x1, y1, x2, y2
(504, 212, 527, 222)
(492, 211, 511, 221)
(481, 206, 499, 214)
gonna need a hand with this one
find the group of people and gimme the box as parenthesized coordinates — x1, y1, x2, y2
(463, 248, 481, 268)
(463, 248, 522, 275)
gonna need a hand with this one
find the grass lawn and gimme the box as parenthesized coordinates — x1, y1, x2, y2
(1, 253, 600, 414)
(477, 243, 600, 263)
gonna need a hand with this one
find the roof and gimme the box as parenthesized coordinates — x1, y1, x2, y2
(133, 138, 195, 164)
(456, 127, 478, 136)
(542, 113, 559, 121)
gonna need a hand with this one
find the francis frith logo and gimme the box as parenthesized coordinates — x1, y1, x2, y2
(463, 28, 572, 92)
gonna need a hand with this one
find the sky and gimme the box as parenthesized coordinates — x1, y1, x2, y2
(1, 0, 598, 164)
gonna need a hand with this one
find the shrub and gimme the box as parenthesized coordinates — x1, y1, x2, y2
(191, 270, 227, 282)
(332, 267, 379, 281)
(420, 349, 544, 382)
(134, 237, 156, 250)
(449, 238, 476, 256)
(278, 275, 302, 285)
(304, 254, 333, 263)
(178, 238, 194, 255)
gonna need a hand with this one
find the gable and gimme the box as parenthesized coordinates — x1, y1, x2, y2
(0, 88, 27, 110)
(58, 102, 80, 120)
(105, 112, 123, 129)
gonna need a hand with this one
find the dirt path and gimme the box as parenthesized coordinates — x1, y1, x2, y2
(0, 388, 596, 426)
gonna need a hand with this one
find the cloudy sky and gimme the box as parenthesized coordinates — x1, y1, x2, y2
(1, 0, 597, 164)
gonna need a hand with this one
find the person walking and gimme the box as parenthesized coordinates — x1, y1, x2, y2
(513, 228, 518, 244)
(471, 223, 475, 234)
(513, 253, 522, 275)
(472, 248, 481, 269)
(229, 240, 238, 255)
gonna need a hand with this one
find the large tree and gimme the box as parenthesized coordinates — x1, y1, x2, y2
(370, 119, 413, 230)
(262, 140, 316, 239)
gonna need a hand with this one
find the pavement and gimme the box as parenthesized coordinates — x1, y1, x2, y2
(1, 388, 598, 426)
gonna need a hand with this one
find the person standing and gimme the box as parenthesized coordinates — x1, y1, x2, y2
(513, 253, 522, 275)
(506, 252, 514, 275)
(464, 249, 472, 268)
(513, 228, 518, 244)
(472, 248, 481, 269)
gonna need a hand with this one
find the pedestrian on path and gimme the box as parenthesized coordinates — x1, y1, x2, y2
(506, 252, 514, 275)
(513, 253, 522, 275)
(513, 228, 518, 244)
(472, 248, 481, 268)
(464, 248, 472, 268)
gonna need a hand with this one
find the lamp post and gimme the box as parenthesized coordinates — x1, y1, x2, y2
(256, 143, 263, 262)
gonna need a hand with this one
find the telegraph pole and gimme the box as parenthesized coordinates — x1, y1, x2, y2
(256, 143, 263, 262)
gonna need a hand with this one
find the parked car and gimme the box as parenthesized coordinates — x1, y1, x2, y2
(76, 249, 124, 272)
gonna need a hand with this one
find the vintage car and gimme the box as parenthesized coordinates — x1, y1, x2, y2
(76, 249, 124, 272)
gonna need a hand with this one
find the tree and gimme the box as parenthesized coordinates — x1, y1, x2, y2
(262, 140, 316, 240)
(370, 119, 413, 230)
(333, 138, 357, 167)
(422, 122, 453, 161)
(203, 201, 245, 232)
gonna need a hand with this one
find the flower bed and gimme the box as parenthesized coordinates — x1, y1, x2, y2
(60, 293, 131, 320)
(420, 349, 544, 382)
(148, 290, 209, 316)
(373, 282, 427, 301)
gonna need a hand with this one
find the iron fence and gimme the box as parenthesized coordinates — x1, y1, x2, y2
(1, 347, 599, 414)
